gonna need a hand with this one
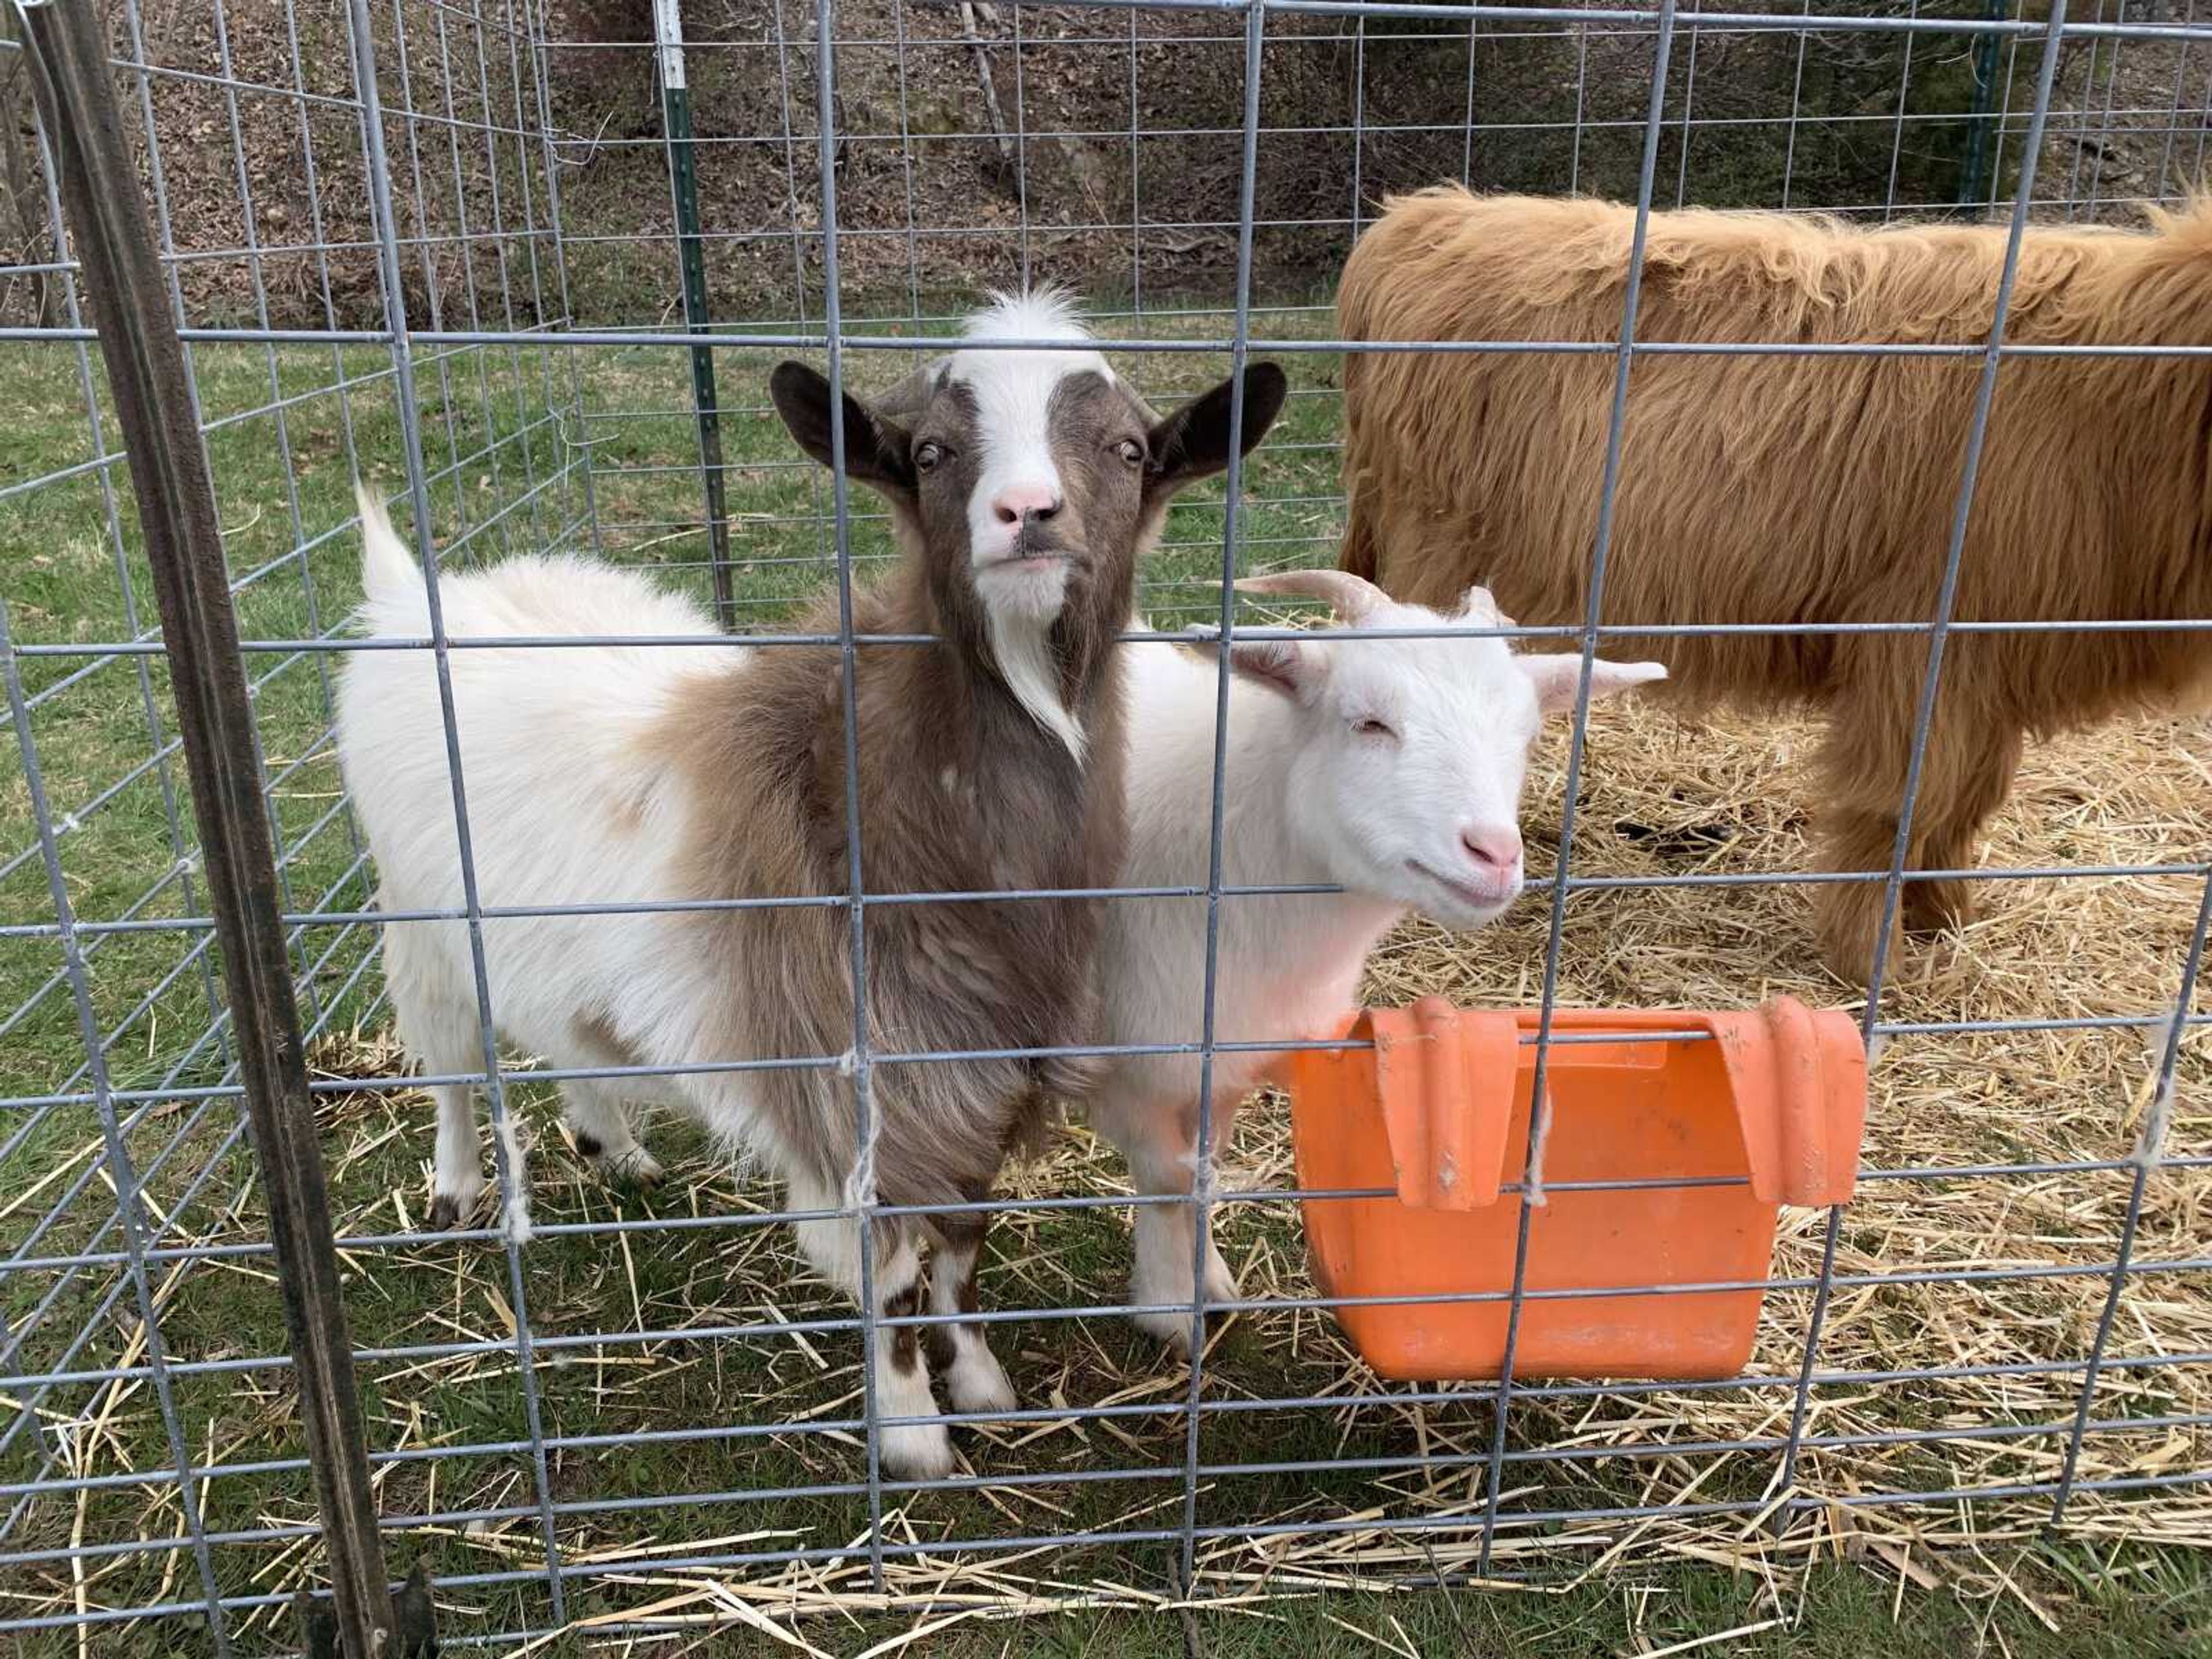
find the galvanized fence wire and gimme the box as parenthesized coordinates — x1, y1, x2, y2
(1475, 0, 1681, 1573)
(1777, 0, 2072, 1507)
(339, 0, 571, 1624)
(1, 0, 2209, 1647)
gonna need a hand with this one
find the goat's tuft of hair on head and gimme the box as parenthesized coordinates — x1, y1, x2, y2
(949, 287, 1113, 397)
(965, 285, 1093, 346)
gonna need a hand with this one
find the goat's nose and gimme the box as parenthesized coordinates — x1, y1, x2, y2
(1460, 824, 1524, 872)
(991, 483, 1061, 526)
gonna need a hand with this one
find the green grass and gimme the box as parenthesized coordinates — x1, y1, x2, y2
(904, 1546, 2212, 1658)
(1, 310, 2206, 1658)
(0, 310, 1353, 1654)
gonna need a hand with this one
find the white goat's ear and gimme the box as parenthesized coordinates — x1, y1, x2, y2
(1518, 654, 1668, 717)
(1224, 636, 1327, 704)
(1458, 585, 1513, 629)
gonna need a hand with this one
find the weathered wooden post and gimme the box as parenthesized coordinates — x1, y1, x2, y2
(13, 3, 433, 1653)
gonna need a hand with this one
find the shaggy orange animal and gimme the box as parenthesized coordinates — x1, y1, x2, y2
(1339, 186, 2212, 979)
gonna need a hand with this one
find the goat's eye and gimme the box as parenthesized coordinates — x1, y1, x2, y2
(1353, 717, 1398, 741)
(1113, 438, 1143, 467)
(914, 441, 944, 472)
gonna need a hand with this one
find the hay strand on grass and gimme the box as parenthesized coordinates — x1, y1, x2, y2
(10, 704, 2206, 1642)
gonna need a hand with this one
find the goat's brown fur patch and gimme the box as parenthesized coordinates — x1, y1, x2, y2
(884, 1282, 925, 1376)
(648, 542, 1130, 1218)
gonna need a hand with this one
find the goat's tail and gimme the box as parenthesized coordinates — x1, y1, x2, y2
(355, 480, 421, 606)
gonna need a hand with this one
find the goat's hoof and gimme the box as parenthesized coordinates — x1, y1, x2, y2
(1131, 1304, 1203, 1354)
(427, 1169, 486, 1229)
(427, 1184, 481, 1231)
(879, 1422, 957, 1482)
(574, 1134, 664, 1191)
(1202, 1249, 1239, 1306)
(946, 1354, 1018, 1416)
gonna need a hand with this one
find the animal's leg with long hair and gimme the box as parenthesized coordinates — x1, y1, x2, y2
(1899, 716, 2022, 939)
(1812, 668, 2021, 979)
(1810, 683, 1914, 984)
(1093, 1090, 1238, 1351)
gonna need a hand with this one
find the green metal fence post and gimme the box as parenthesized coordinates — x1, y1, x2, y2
(655, 0, 734, 628)
(1956, 0, 2012, 215)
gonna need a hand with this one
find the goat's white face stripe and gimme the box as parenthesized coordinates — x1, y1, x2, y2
(941, 303, 1113, 765)
(911, 290, 1126, 765)
(952, 346, 1112, 566)
(950, 352, 1103, 765)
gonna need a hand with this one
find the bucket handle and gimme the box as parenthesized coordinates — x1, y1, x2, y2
(1365, 995, 1866, 1211)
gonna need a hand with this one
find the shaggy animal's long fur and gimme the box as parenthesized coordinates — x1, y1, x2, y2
(1338, 187, 2212, 976)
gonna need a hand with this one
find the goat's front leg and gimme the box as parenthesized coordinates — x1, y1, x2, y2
(427, 1082, 487, 1229)
(1098, 1092, 1237, 1351)
(926, 1211, 1016, 1414)
(869, 1229, 955, 1480)
(793, 1185, 954, 1480)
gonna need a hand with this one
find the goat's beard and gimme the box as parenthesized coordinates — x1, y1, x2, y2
(976, 539, 1075, 625)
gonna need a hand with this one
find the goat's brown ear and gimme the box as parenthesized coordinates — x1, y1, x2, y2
(1144, 362, 1289, 498)
(769, 362, 915, 499)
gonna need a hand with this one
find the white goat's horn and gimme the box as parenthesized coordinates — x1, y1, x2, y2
(1234, 569, 1389, 622)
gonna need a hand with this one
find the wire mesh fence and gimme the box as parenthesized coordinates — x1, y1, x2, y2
(1, 0, 2209, 1652)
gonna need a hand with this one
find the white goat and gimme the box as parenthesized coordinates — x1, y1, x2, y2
(1087, 570, 1666, 1345)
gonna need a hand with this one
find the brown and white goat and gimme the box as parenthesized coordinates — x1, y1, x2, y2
(336, 291, 1286, 1477)
(1338, 187, 2212, 978)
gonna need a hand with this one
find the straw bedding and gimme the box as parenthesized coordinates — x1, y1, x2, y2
(15, 699, 2207, 1646)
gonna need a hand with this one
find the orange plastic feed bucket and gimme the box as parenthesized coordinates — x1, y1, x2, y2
(1285, 995, 1868, 1381)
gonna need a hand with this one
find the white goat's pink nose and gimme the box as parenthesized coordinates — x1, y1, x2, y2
(1460, 824, 1524, 872)
(991, 483, 1060, 526)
